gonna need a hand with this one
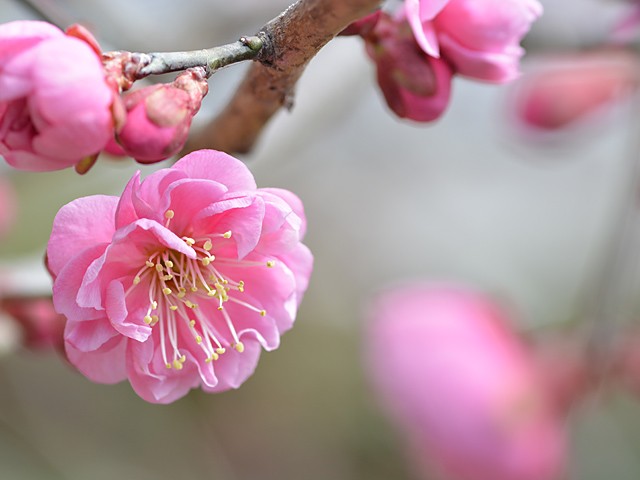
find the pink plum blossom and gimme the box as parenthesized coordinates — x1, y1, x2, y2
(0, 21, 115, 172)
(364, 13, 453, 122)
(116, 68, 209, 164)
(47, 149, 313, 403)
(510, 51, 639, 131)
(366, 284, 566, 480)
(406, 0, 543, 82)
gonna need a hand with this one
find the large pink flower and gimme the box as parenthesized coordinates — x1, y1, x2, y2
(366, 284, 566, 480)
(47, 149, 313, 403)
(0, 21, 114, 171)
(406, 0, 543, 82)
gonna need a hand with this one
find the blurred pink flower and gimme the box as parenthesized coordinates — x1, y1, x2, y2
(406, 0, 543, 82)
(47, 149, 313, 403)
(510, 51, 639, 131)
(0, 21, 115, 172)
(116, 68, 208, 164)
(366, 284, 566, 480)
(365, 13, 452, 122)
(1, 296, 65, 351)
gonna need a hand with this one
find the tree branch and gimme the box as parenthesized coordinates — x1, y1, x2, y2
(184, 0, 383, 155)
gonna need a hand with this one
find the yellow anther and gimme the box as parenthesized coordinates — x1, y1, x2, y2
(195, 335, 202, 344)
(218, 306, 224, 311)
(203, 240, 213, 251)
(191, 286, 198, 293)
(169, 305, 178, 311)
(144, 315, 153, 324)
(215, 347, 226, 355)
(205, 352, 219, 363)
(133, 276, 141, 285)
(162, 287, 172, 295)
(260, 310, 267, 317)
(185, 300, 195, 309)
(189, 320, 196, 328)
(165, 363, 172, 369)
(177, 290, 186, 299)
(162, 274, 174, 281)
(201, 257, 211, 266)
(165, 210, 175, 219)
(152, 301, 158, 310)
(155, 263, 163, 272)
(173, 360, 183, 370)
(223, 231, 232, 239)
(146, 261, 154, 268)
(207, 290, 216, 297)
(234, 342, 245, 353)
(184, 237, 195, 246)
(150, 315, 159, 326)
(165, 260, 174, 269)
(180, 355, 186, 363)
(266, 260, 276, 268)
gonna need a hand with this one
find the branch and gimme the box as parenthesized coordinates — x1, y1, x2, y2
(133, 36, 264, 78)
(184, 0, 383, 155)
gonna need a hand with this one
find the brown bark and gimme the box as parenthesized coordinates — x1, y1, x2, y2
(184, 0, 382, 155)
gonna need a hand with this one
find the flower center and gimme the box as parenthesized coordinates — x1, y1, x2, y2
(127, 209, 274, 370)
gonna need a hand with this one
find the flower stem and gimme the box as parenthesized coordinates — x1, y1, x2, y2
(132, 35, 264, 79)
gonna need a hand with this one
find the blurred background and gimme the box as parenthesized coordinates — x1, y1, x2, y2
(2, 0, 640, 478)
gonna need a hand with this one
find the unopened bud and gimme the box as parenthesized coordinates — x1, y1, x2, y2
(115, 68, 209, 163)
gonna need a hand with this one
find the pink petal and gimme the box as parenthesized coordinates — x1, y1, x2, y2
(66, 334, 128, 384)
(202, 339, 262, 393)
(126, 339, 200, 404)
(52, 243, 109, 322)
(174, 149, 257, 191)
(105, 280, 152, 342)
(65, 317, 119, 352)
(406, 0, 441, 57)
(47, 195, 118, 275)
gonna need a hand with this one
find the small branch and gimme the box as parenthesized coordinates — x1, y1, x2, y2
(133, 36, 264, 79)
(184, 0, 383, 155)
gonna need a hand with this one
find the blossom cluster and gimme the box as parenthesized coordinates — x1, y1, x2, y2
(347, 0, 543, 121)
(0, 21, 206, 172)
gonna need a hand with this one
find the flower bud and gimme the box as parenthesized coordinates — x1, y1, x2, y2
(365, 14, 452, 122)
(116, 67, 208, 163)
(1, 296, 65, 351)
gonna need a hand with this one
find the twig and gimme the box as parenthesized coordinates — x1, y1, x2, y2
(184, 0, 383, 155)
(133, 36, 264, 79)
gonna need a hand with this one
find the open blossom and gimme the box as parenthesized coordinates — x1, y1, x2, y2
(365, 13, 452, 122)
(47, 149, 313, 403)
(406, 0, 543, 82)
(0, 21, 115, 171)
(366, 284, 566, 480)
(116, 68, 209, 164)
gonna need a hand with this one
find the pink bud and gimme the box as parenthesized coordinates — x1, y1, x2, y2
(1, 296, 65, 351)
(365, 14, 452, 122)
(366, 284, 567, 480)
(116, 68, 208, 163)
(511, 51, 639, 131)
